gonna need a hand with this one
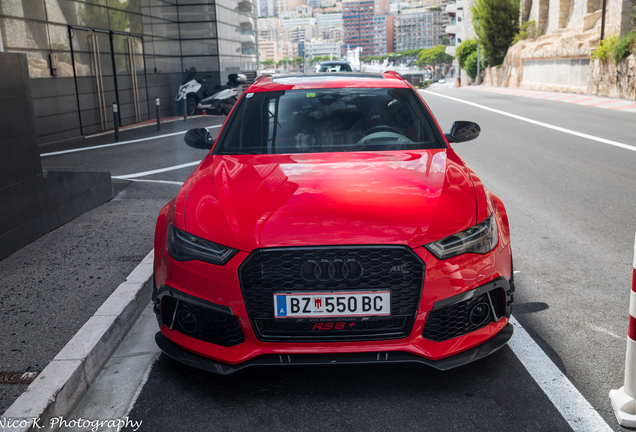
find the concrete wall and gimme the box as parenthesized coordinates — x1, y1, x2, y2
(0, 52, 114, 260)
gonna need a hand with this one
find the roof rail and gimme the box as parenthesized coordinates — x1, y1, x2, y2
(383, 70, 403, 80)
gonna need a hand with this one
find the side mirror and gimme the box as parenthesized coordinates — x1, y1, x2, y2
(445, 121, 481, 143)
(184, 128, 214, 150)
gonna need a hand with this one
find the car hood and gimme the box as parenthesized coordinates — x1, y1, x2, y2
(182, 150, 478, 252)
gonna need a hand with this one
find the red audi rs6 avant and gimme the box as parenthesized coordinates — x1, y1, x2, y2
(153, 72, 514, 374)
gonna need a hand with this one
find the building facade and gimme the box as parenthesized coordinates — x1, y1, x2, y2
(394, 7, 444, 52)
(0, 0, 257, 145)
(305, 37, 341, 58)
(373, 14, 394, 55)
(342, 0, 389, 57)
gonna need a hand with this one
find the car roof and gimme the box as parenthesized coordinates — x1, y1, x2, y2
(248, 72, 410, 92)
(318, 61, 349, 65)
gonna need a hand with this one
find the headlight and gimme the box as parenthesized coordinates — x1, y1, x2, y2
(166, 223, 238, 265)
(425, 214, 498, 260)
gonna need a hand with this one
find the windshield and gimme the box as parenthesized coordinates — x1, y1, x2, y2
(317, 64, 352, 72)
(183, 67, 197, 84)
(216, 88, 444, 155)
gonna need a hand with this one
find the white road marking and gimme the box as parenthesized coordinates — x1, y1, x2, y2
(112, 161, 201, 179)
(40, 125, 222, 157)
(508, 316, 613, 432)
(120, 178, 185, 185)
(422, 90, 636, 153)
(588, 323, 625, 341)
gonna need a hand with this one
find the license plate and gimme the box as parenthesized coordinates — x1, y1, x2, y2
(274, 291, 391, 318)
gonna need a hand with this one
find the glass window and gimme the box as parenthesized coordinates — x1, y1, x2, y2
(179, 22, 217, 38)
(49, 24, 71, 51)
(0, 0, 47, 20)
(180, 39, 217, 55)
(108, 0, 142, 11)
(217, 88, 443, 155)
(45, 1, 110, 28)
(182, 55, 218, 71)
(153, 38, 181, 55)
(108, 10, 143, 33)
(150, 22, 179, 37)
(177, 0, 215, 4)
(149, 4, 178, 20)
(177, 5, 216, 21)
(152, 55, 182, 72)
(1, 18, 49, 50)
(217, 40, 240, 56)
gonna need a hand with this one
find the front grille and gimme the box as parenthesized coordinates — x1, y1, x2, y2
(422, 288, 506, 342)
(239, 246, 425, 342)
(162, 296, 245, 347)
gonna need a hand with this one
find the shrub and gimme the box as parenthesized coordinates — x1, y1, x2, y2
(513, 20, 541, 44)
(612, 32, 635, 64)
(591, 33, 635, 65)
(464, 51, 487, 80)
(456, 38, 478, 70)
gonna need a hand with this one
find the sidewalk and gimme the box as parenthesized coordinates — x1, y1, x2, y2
(0, 117, 206, 418)
(463, 86, 636, 113)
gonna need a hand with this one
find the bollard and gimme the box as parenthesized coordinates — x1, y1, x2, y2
(113, 102, 120, 142)
(609, 234, 636, 426)
(156, 96, 161, 131)
(183, 91, 187, 122)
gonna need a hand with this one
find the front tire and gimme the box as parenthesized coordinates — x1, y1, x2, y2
(178, 95, 198, 115)
(186, 95, 198, 116)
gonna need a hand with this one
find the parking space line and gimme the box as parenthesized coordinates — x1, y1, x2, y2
(112, 161, 202, 179)
(422, 90, 636, 153)
(508, 317, 612, 431)
(40, 125, 222, 157)
(121, 178, 185, 185)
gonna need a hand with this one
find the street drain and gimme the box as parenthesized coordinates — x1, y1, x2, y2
(117, 255, 146, 262)
(1, 371, 40, 384)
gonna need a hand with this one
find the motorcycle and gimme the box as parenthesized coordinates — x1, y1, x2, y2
(176, 68, 247, 116)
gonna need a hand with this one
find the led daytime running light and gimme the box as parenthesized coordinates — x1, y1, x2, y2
(425, 214, 498, 260)
(167, 223, 238, 265)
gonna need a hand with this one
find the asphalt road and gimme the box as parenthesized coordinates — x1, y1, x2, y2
(4, 87, 636, 430)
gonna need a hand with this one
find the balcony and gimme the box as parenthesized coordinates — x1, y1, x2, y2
(445, 24, 462, 34)
(445, 1, 462, 13)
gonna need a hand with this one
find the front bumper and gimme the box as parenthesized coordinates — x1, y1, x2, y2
(156, 322, 513, 375)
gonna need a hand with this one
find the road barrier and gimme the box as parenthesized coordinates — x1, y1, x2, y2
(609, 234, 636, 426)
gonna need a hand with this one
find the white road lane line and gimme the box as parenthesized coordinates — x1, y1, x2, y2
(112, 161, 201, 179)
(40, 125, 222, 157)
(508, 316, 613, 432)
(120, 178, 185, 185)
(422, 91, 636, 153)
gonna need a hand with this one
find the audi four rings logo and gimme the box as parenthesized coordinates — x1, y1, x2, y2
(300, 258, 364, 282)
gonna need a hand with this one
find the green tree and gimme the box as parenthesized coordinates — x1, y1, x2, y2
(260, 59, 275, 67)
(416, 45, 453, 68)
(277, 58, 291, 68)
(464, 50, 487, 80)
(471, 0, 520, 66)
(416, 45, 453, 79)
(455, 38, 478, 70)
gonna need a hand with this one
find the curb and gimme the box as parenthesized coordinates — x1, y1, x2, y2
(1, 250, 154, 432)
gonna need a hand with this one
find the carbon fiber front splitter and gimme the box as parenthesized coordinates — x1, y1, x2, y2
(155, 322, 513, 375)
